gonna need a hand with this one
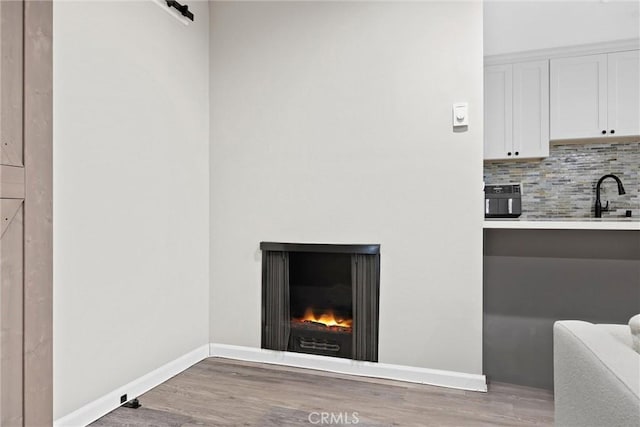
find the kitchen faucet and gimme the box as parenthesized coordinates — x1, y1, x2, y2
(595, 174, 626, 218)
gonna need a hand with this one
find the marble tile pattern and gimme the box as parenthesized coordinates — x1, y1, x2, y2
(484, 141, 640, 219)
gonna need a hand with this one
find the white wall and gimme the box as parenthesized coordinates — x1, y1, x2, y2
(484, 0, 640, 56)
(210, 2, 484, 375)
(53, 1, 209, 419)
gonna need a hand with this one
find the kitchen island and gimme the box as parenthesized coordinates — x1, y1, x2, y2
(483, 220, 640, 389)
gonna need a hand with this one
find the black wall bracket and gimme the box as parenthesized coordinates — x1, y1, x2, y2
(166, 0, 194, 22)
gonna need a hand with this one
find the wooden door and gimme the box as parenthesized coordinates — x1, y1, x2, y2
(1, 1, 52, 424)
(484, 64, 513, 160)
(0, 1, 25, 425)
(550, 54, 608, 140)
(607, 50, 640, 137)
(513, 60, 549, 159)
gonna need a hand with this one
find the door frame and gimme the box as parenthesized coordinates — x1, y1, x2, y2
(23, 1, 53, 424)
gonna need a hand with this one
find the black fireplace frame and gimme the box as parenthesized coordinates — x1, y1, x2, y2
(260, 242, 380, 255)
(260, 242, 380, 362)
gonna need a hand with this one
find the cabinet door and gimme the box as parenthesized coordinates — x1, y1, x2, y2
(550, 54, 608, 140)
(607, 50, 640, 137)
(484, 64, 513, 160)
(513, 60, 549, 159)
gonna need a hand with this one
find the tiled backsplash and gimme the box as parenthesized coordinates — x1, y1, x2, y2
(483, 141, 640, 219)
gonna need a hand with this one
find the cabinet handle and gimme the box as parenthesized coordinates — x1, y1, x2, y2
(601, 130, 607, 134)
(507, 152, 512, 156)
(515, 152, 519, 156)
(610, 130, 615, 134)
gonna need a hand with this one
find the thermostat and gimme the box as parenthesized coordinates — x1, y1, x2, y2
(452, 103, 468, 127)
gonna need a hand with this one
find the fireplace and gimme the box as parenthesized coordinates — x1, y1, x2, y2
(260, 242, 380, 362)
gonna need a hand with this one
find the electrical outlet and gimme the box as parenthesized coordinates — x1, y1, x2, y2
(120, 394, 127, 404)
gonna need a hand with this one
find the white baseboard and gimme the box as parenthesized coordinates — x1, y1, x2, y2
(54, 344, 210, 427)
(54, 342, 485, 426)
(209, 343, 487, 392)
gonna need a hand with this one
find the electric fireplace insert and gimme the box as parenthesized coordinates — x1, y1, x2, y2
(260, 242, 380, 362)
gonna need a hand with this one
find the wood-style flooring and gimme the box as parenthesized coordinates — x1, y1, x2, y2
(90, 358, 554, 426)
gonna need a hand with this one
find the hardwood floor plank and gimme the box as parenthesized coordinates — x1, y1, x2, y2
(91, 407, 195, 426)
(91, 358, 554, 426)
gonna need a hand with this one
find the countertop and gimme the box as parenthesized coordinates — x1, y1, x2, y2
(483, 218, 640, 231)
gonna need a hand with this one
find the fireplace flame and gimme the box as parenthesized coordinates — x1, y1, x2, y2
(300, 308, 352, 329)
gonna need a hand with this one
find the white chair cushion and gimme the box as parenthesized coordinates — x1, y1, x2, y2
(629, 314, 640, 354)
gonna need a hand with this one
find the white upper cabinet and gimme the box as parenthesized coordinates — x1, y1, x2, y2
(484, 64, 512, 160)
(550, 54, 607, 140)
(607, 50, 640, 137)
(484, 60, 549, 160)
(513, 60, 550, 159)
(550, 50, 639, 140)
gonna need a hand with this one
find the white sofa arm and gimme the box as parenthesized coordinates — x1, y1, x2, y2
(554, 320, 640, 427)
